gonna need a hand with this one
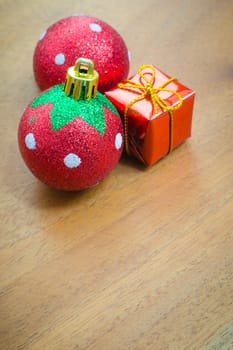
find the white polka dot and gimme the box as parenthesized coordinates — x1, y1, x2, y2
(115, 133, 123, 150)
(25, 133, 36, 150)
(39, 30, 46, 41)
(55, 53, 65, 65)
(64, 153, 81, 168)
(128, 50, 131, 63)
(89, 23, 102, 33)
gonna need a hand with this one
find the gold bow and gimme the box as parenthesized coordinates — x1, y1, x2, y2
(118, 64, 183, 155)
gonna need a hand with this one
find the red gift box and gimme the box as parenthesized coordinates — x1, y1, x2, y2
(105, 64, 195, 166)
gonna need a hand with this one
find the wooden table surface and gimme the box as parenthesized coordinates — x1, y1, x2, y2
(1, 0, 233, 349)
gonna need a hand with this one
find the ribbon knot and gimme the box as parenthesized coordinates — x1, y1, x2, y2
(118, 64, 183, 155)
(145, 82, 153, 97)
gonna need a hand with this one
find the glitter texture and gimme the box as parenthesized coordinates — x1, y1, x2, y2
(33, 15, 130, 93)
(31, 84, 119, 134)
(18, 88, 124, 191)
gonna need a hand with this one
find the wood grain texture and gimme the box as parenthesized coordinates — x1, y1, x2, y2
(0, 0, 233, 349)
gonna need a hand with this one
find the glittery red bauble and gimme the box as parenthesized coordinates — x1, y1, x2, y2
(18, 84, 123, 191)
(33, 15, 130, 93)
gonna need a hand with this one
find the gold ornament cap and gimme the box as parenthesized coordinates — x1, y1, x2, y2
(64, 58, 99, 100)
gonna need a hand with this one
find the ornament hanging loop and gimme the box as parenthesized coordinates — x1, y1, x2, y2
(64, 58, 99, 100)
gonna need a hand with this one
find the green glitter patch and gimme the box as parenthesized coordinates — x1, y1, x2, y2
(31, 84, 119, 135)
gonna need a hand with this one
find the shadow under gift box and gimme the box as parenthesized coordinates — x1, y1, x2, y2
(105, 65, 195, 166)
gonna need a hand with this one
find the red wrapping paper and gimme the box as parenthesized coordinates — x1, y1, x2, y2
(105, 65, 195, 166)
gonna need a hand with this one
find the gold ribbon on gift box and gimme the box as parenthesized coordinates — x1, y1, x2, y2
(118, 64, 183, 155)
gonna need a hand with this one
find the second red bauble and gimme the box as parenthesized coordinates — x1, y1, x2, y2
(33, 15, 130, 92)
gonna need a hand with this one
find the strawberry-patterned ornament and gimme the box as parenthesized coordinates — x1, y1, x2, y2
(18, 58, 124, 191)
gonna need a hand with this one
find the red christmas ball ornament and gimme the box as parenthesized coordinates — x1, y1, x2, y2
(33, 15, 130, 93)
(18, 58, 124, 191)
